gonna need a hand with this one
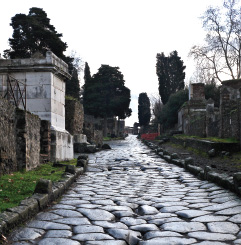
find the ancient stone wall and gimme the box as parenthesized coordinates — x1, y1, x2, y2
(40, 120, 51, 163)
(0, 98, 17, 175)
(16, 109, 41, 171)
(0, 98, 41, 175)
(186, 111, 206, 137)
(219, 82, 240, 140)
(65, 99, 84, 135)
(84, 115, 103, 146)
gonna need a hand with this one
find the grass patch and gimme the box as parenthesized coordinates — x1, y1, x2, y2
(186, 147, 208, 158)
(174, 134, 238, 143)
(103, 137, 124, 141)
(0, 160, 76, 213)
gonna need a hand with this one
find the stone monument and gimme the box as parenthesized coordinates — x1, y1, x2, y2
(0, 51, 74, 161)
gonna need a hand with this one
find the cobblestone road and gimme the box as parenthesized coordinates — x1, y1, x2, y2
(8, 135, 241, 244)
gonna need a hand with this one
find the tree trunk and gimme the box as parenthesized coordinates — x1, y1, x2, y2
(117, 117, 120, 137)
(103, 116, 107, 137)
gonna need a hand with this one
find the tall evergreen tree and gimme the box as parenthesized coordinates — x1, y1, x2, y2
(156, 51, 186, 105)
(4, 7, 67, 59)
(138, 93, 151, 126)
(83, 64, 131, 136)
(84, 62, 92, 84)
(66, 67, 80, 99)
(4, 7, 81, 99)
(83, 62, 93, 114)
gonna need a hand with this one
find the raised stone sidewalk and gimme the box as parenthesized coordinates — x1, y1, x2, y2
(6, 135, 241, 244)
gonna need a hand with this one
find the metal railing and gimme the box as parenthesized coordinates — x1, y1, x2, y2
(3, 75, 26, 110)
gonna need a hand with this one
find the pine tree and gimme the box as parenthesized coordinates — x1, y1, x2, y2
(4, 7, 67, 59)
(138, 93, 151, 126)
(156, 51, 186, 105)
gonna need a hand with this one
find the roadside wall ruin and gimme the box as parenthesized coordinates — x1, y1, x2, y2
(84, 115, 103, 147)
(0, 98, 41, 175)
(0, 99, 17, 175)
(178, 80, 241, 146)
(65, 99, 84, 135)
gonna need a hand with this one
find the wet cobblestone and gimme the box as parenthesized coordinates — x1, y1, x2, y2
(8, 135, 241, 244)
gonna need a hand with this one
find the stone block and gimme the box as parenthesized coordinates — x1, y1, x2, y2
(163, 155, 171, 162)
(7, 205, 29, 221)
(0, 219, 7, 235)
(32, 193, 49, 210)
(74, 143, 87, 153)
(77, 154, 89, 160)
(186, 165, 203, 176)
(102, 144, 111, 150)
(74, 134, 87, 143)
(52, 181, 66, 200)
(204, 166, 213, 179)
(184, 157, 194, 169)
(0, 211, 20, 228)
(34, 179, 52, 194)
(77, 159, 87, 169)
(86, 145, 97, 153)
(171, 153, 179, 160)
(233, 172, 241, 193)
(20, 198, 39, 216)
(65, 165, 76, 174)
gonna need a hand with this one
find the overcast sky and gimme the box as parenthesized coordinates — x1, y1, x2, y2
(0, 0, 222, 126)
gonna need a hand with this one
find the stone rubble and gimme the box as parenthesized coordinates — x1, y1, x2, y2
(7, 135, 241, 244)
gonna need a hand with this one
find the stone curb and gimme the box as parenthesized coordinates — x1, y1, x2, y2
(0, 163, 87, 236)
(143, 140, 241, 196)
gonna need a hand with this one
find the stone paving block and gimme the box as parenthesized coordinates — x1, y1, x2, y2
(120, 217, 147, 226)
(188, 231, 236, 241)
(137, 205, 159, 215)
(72, 233, 114, 241)
(73, 225, 104, 234)
(36, 212, 63, 221)
(44, 230, 72, 238)
(147, 217, 183, 225)
(176, 209, 211, 218)
(85, 241, 127, 245)
(216, 206, 241, 215)
(161, 221, 206, 233)
(107, 228, 141, 242)
(27, 220, 71, 230)
(144, 231, 182, 239)
(51, 209, 82, 217)
(54, 217, 90, 225)
(192, 214, 229, 222)
(92, 221, 128, 229)
(130, 224, 159, 232)
(139, 237, 197, 244)
(207, 221, 239, 234)
(77, 208, 115, 221)
(38, 238, 80, 245)
(10, 228, 45, 241)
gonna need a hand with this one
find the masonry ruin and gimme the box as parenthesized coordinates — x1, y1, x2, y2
(178, 80, 241, 146)
(0, 51, 74, 162)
